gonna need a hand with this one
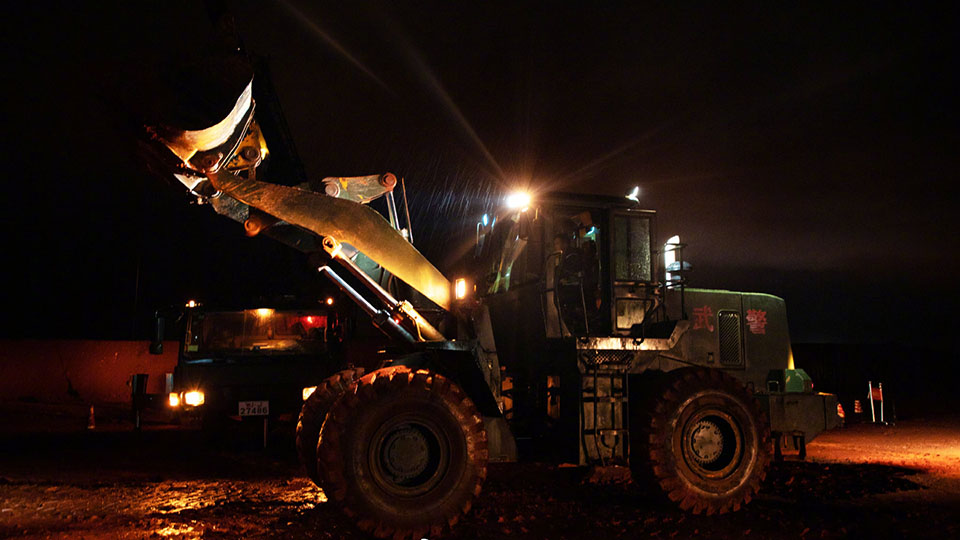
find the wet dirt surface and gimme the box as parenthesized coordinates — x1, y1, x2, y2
(1, 412, 958, 539)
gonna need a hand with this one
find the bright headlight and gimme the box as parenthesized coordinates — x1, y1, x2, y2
(168, 392, 181, 407)
(302, 386, 317, 401)
(184, 390, 205, 406)
(505, 191, 531, 210)
(454, 278, 468, 300)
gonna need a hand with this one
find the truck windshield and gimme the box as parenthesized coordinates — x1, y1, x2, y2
(184, 309, 332, 357)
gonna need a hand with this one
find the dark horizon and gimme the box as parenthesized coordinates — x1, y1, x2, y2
(2, 1, 956, 351)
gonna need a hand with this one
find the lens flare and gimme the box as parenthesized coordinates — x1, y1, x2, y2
(505, 192, 531, 210)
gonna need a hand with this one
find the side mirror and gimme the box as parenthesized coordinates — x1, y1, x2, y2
(149, 313, 165, 355)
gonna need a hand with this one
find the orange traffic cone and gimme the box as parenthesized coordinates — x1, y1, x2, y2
(853, 400, 863, 415)
(87, 405, 95, 430)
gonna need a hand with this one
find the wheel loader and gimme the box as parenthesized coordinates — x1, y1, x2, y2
(140, 75, 841, 539)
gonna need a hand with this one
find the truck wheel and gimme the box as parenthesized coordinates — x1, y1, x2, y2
(317, 366, 488, 539)
(631, 368, 771, 515)
(296, 368, 365, 486)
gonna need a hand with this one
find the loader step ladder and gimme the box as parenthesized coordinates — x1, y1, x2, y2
(579, 353, 631, 465)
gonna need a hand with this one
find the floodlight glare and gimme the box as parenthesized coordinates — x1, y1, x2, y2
(505, 192, 531, 210)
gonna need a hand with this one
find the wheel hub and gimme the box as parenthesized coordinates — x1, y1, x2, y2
(689, 419, 724, 464)
(381, 424, 430, 482)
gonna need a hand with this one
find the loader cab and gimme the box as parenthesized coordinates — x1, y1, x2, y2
(477, 192, 660, 339)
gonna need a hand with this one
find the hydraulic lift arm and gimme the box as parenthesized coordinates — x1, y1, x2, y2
(208, 169, 452, 311)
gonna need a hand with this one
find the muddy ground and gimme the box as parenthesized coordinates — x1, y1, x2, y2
(0, 407, 958, 539)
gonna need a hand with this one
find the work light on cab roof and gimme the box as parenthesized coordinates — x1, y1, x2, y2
(505, 191, 531, 210)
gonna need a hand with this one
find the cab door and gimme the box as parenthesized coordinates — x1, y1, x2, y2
(608, 209, 657, 335)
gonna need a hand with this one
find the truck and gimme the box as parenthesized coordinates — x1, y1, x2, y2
(154, 298, 350, 435)
(140, 71, 841, 539)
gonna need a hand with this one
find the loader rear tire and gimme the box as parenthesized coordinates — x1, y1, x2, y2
(296, 368, 365, 486)
(317, 366, 488, 539)
(631, 367, 771, 515)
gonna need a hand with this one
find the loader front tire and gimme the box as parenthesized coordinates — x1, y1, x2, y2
(317, 366, 488, 539)
(296, 368, 365, 486)
(631, 367, 771, 515)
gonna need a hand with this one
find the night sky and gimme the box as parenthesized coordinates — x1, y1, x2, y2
(3, 1, 956, 350)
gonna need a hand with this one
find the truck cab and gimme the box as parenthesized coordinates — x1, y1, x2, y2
(166, 300, 347, 427)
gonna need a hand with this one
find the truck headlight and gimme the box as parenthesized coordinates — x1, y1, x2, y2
(184, 390, 205, 406)
(454, 278, 468, 300)
(168, 392, 181, 407)
(302, 386, 317, 401)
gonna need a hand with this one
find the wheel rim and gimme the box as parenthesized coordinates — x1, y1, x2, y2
(681, 408, 743, 478)
(370, 414, 450, 497)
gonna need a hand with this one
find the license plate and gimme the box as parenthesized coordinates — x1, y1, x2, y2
(238, 400, 269, 416)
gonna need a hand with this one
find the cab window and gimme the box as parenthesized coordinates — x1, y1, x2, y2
(612, 214, 652, 282)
